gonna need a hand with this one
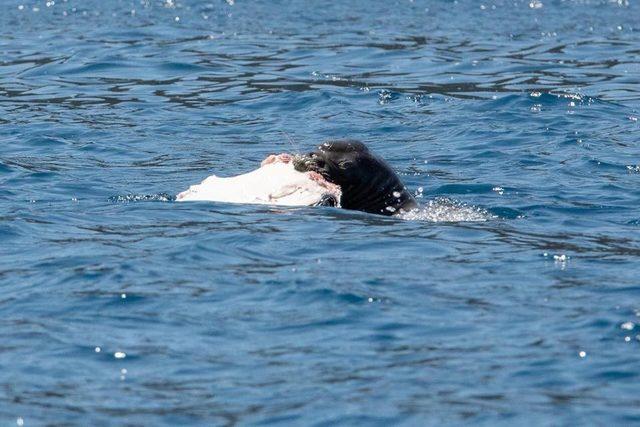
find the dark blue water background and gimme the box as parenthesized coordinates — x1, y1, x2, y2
(1, 0, 640, 424)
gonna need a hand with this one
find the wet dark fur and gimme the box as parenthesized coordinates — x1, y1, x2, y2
(294, 140, 418, 216)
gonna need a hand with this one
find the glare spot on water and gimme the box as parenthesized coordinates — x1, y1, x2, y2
(579, 351, 587, 358)
(529, 0, 543, 8)
(392, 191, 401, 198)
(121, 293, 126, 299)
(557, 92, 582, 101)
(551, 254, 569, 270)
(531, 104, 541, 112)
(621, 321, 634, 331)
(16, 418, 24, 426)
(94, 346, 101, 353)
(624, 336, 631, 342)
(114, 351, 126, 359)
(629, 116, 638, 122)
(492, 186, 504, 195)
(378, 90, 392, 105)
(530, 91, 541, 98)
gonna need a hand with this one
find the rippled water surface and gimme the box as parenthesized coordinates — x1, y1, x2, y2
(2, 0, 640, 424)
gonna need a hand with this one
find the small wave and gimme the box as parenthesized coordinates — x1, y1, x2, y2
(399, 197, 495, 222)
(108, 193, 174, 203)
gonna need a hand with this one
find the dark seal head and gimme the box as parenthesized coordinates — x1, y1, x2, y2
(294, 140, 418, 216)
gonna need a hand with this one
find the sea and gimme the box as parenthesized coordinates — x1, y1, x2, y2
(1, 0, 639, 424)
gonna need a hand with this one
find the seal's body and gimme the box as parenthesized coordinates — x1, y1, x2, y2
(294, 140, 418, 216)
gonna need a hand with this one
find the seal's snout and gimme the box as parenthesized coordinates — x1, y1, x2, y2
(292, 152, 326, 175)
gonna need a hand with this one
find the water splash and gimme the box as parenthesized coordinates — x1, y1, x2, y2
(399, 197, 494, 222)
(108, 193, 174, 203)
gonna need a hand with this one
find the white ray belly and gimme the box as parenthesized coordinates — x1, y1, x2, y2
(176, 158, 341, 207)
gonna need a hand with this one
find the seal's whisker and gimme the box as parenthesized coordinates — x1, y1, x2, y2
(280, 130, 301, 155)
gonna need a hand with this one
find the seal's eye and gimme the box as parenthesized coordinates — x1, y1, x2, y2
(338, 160, 353, 169)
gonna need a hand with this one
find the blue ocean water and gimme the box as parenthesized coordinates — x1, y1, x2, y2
(1, 0, 640, 424)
